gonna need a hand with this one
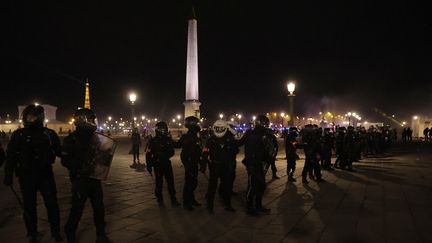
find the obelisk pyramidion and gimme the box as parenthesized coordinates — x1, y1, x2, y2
(183, 8, 201, 119)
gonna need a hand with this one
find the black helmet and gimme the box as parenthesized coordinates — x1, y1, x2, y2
(22, 104, 45, 128)
(74, 108, 97, 131)
(184, 116, 201, 131)
(155, 121, 169, 136)
(255, 115, 270, 128)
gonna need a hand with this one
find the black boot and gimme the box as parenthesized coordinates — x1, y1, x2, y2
(157, 197, 165, 207)
(224, 205, 236, 212)
(207, 203, 214, 214)
(171, 197, 181, 206)
(257, 206, 271, 213)
(65, 229, 75, 243)
(96, 234, 113, 243)
(191, 199, 202, 207)
(247, 208, 258, 216)
(272, 172, 280, 179)
(51, 231, 63, 242)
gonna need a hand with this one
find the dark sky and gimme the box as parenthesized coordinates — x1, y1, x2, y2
(2, 1, 431, 123)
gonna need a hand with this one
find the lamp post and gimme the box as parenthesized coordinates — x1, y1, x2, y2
(129, 92, 137, 129)
(287, 82, 296, 127)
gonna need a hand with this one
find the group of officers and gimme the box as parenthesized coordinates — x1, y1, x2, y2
(1, 105, 113, 243)
(144, 116, 396, 217)
(0, 105, 396, 243)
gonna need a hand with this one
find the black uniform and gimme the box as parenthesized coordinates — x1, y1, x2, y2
(341, 127, 356, 170)
(4, 126, 62, 240)
(267, 132, 279, 179)
(178, 130, 203, 210)
(320, 130, 334, 170)
(242, 127, 272, 214)
(334, 127, 346, 168)
(63, 108, 113, 243)
(285, 132, 301, 181)
(131, 130, 141, 163)
(146, 134, 179, 205)
(62, 129, 110, 241)
(203, 132, 239, 212)
(301, 126, 323, 183)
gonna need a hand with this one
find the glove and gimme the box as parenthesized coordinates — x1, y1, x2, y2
(4, 175, 13, 186)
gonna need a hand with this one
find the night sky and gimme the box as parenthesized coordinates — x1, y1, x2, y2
(2, 1, 431, 122)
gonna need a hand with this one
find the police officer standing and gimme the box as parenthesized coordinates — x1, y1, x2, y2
(61, 108, 113, 243)
(3, 104, 63, 243)
(342, 126, 356, 171)
(267, 129, 280, 179)
(285, 127, 301, 182)
(301, 125, 324, 183)
(146, 121, 181, 207)
(178, 116, 204, 211)
(242, 115, 272, 216)
(130, 128, 142, 168)
(321, 128, 334, 170)
(202, 120, 239, 214)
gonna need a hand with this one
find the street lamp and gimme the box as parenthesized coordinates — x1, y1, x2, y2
(287, 81, 296, 126)
(129, 92, 137, 129)
(219, 113, 224, 119)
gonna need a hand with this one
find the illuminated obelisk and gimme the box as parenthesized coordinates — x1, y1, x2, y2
(84, 78, 91, 109)
(183, 9, 201, 118)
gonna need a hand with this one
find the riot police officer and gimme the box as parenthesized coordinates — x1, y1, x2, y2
(285, 127, 302, 181)
(321, 128, 334, 170)
(202, 120, 240, 214)
(267, 129, 280, 179)
(334, 126, 346, 168)
(146, 121, 181, 206)
(3, 104, 63, 243)
(301, 124, 324, 183)
(342, 126, 356, 171)
(62, 108, 113, 243)
(241, 115, 272, 215)
(130, 128, 142, 168)
(178, 116, 204, 211)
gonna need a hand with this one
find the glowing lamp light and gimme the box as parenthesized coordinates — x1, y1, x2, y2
(413, 116, 418, 120)
(280, 112, 285, 117)
(129, 93, 137, 103)
(219, 113, 224, 119)
(108, 116, 112, 121)
(287, 82, 295, 95)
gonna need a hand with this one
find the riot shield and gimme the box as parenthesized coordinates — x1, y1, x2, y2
(89, 132, 117, 180)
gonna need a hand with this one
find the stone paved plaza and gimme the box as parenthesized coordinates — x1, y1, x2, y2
(1, 138, 432, 243)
